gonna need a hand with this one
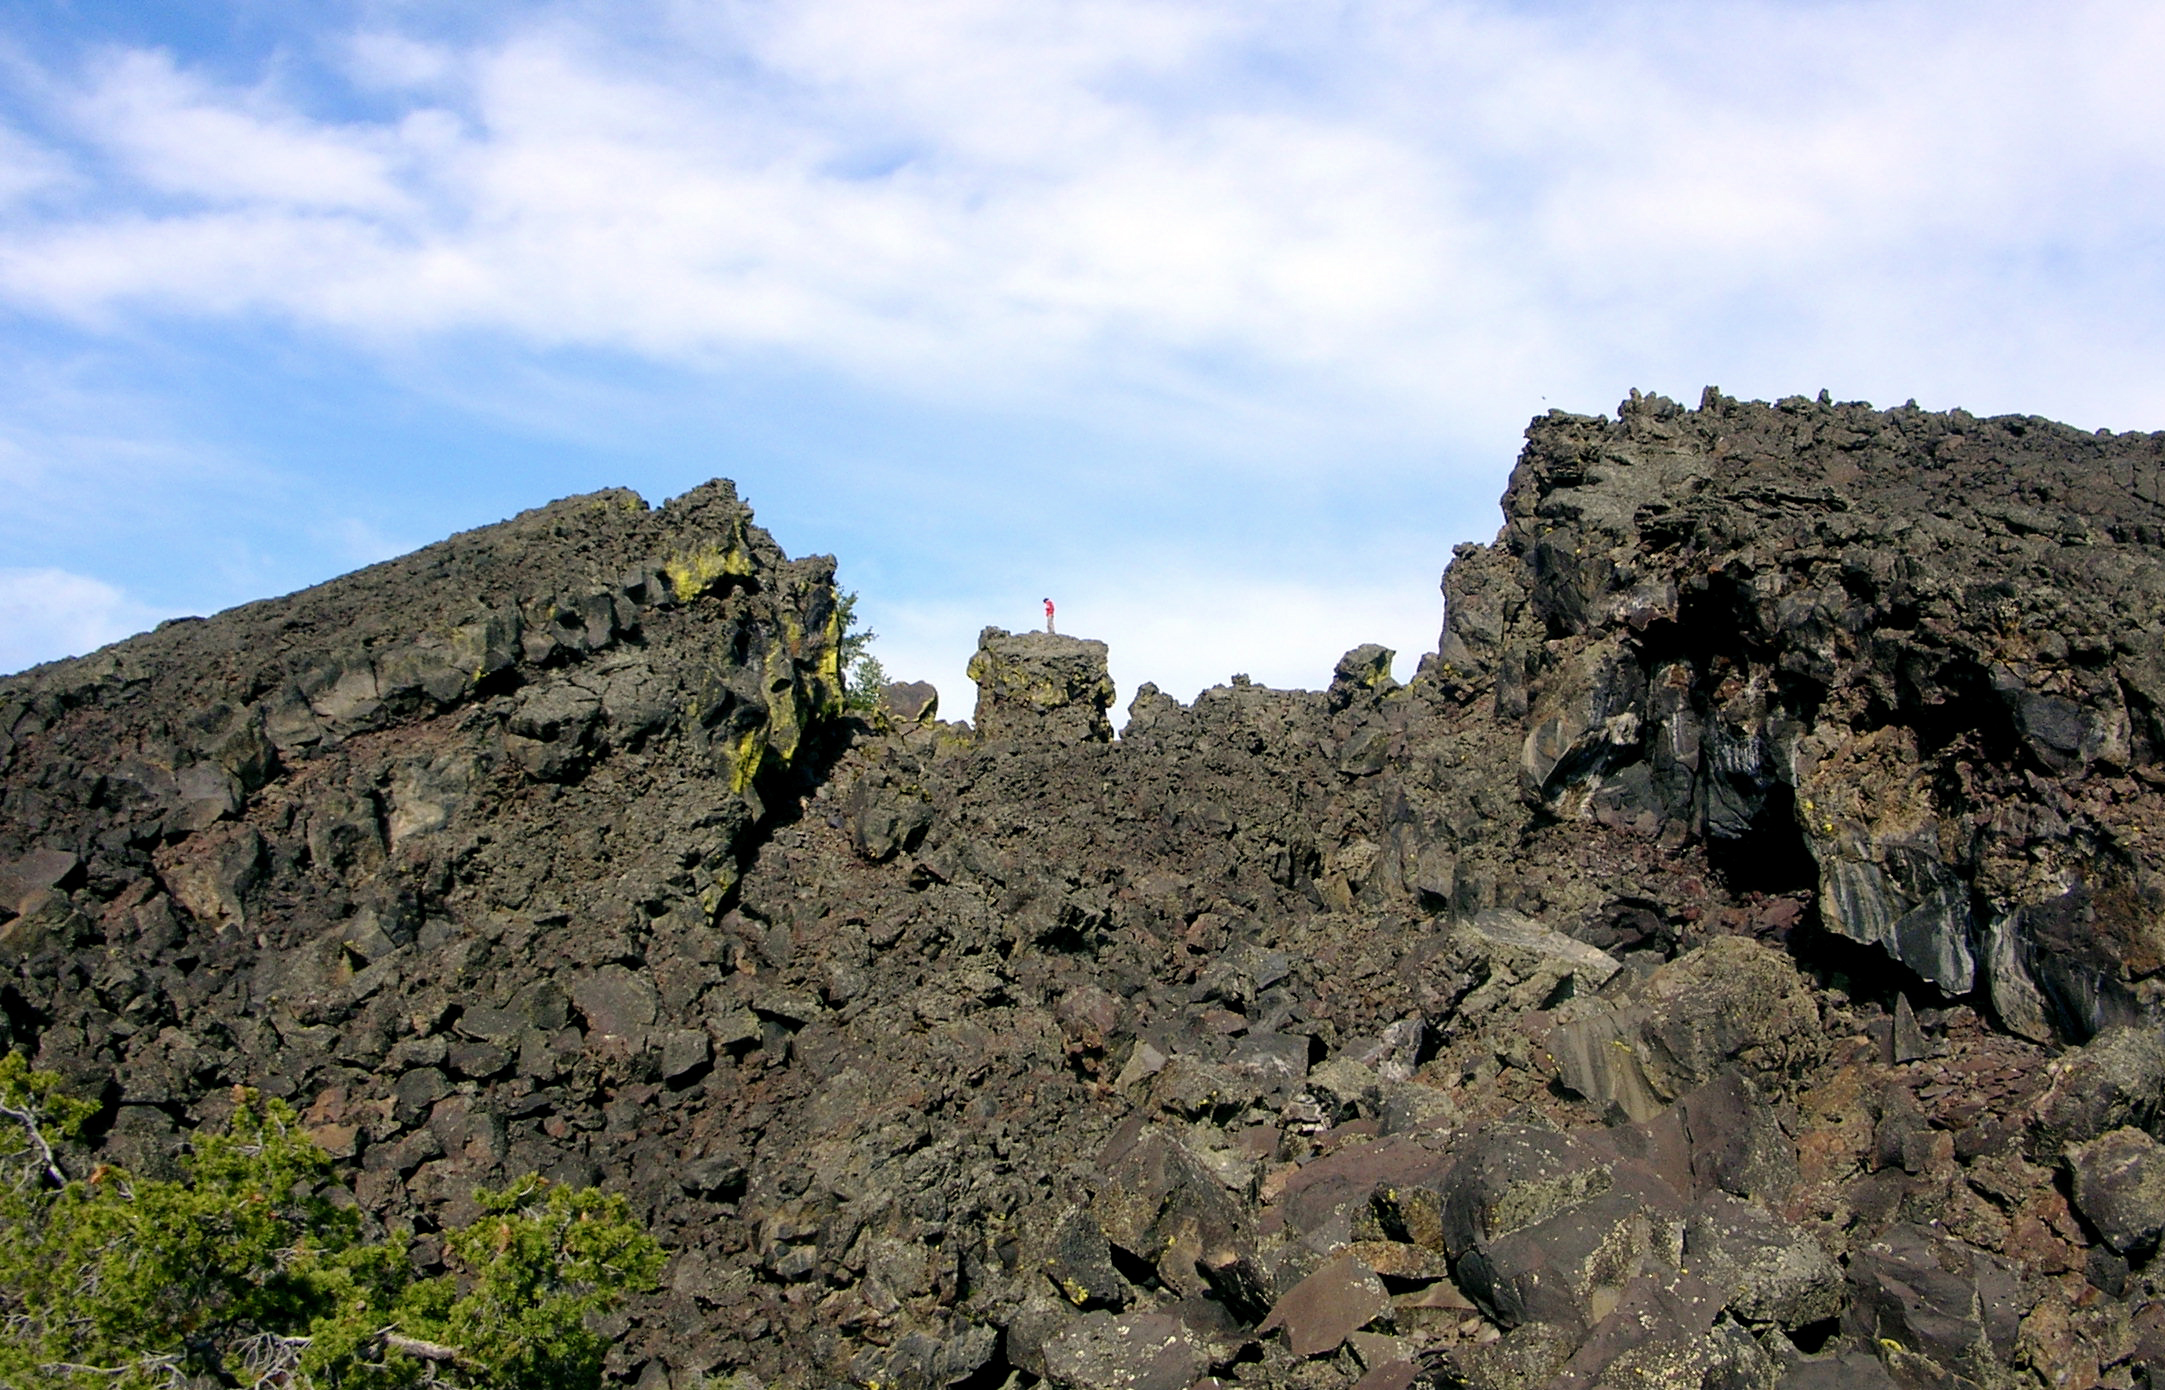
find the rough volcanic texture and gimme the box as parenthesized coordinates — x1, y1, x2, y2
(10, 394, 2165, 1390)
(0, 480, 848, 1210)
(965, 628, 1116, 745)
(1444, 388, 2165, 1045)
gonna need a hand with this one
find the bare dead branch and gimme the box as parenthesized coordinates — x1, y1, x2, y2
(382, 1330, 464, 1363)
(0, 1096, 65, 1186)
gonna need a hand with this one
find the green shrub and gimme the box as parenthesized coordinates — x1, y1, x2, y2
(0, 1055, 662, 1390)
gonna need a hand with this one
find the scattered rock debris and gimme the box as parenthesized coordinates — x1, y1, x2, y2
(10, 392, 2165, 1387)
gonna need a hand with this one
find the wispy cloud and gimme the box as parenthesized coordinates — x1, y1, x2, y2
(72, 48, 416, 212)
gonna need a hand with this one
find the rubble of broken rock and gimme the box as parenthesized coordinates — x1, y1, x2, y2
(9, 392, 2165, 1388)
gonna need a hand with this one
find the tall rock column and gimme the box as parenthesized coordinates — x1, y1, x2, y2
(966, 627, 1115, 743)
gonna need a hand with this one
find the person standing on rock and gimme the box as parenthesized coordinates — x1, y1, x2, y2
(1043, 597, 1056, 634)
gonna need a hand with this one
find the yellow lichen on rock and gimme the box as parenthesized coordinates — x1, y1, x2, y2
(663, 538, 755, 603)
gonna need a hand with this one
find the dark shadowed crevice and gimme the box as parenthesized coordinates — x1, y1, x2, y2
(1787, 1316, 1840, 1354)
(1647, 575, 1764, 674)
(720, 713, 871, 917)
(948, 1337, 1015, 1390)
(1783, 916, 1947, 1013)
(1894, 657, 2020, 766)
(0, 984, 41, 1057)
(1105, 1242, 1162, 1292)
(1703, 783, 1819, 898)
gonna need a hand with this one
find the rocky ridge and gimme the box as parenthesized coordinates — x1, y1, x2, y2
(8, 393, 2165, 1388)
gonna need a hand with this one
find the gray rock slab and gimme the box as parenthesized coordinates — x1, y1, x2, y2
(1258, 1255, 1391, 1357)
(1041, 1311, 1213, 1390)
(571, 964, 659, 1041)
(1683, 1192, 1843, 1329)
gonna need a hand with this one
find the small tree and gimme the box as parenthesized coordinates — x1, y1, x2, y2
(392, 1176, 663, 1388)
(835, 589, 887, 710)
(0, 1056, 661, 1390)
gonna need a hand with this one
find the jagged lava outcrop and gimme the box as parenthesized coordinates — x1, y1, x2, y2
(7, 393, 2165, 1389)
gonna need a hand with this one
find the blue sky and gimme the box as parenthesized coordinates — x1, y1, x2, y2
(3, 1, 2163, 713)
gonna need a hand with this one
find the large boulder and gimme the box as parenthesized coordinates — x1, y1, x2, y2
(1842, 1223, 2024, 1389)
(1040, 1311, 1216, 1390)
(1440, 1123, 1685, 1333)
(2028, 1025, 2165, 1157)
(2065, 1127, 2165, 1254)
(1551, 937, 1823, 1123)
(1682, 1192, 1843, 1331)
(966, 627, 1116, 743)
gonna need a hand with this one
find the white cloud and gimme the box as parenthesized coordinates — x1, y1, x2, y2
(0, 568, 168, 675)
(0, 0, 2149, 444)
(72, 49, 416, 213)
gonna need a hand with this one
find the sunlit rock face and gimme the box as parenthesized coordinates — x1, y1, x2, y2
(966, 627, 1117, 745)
(8, 391, 2165, 1388)
(1452, 389, 2165, 1045)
